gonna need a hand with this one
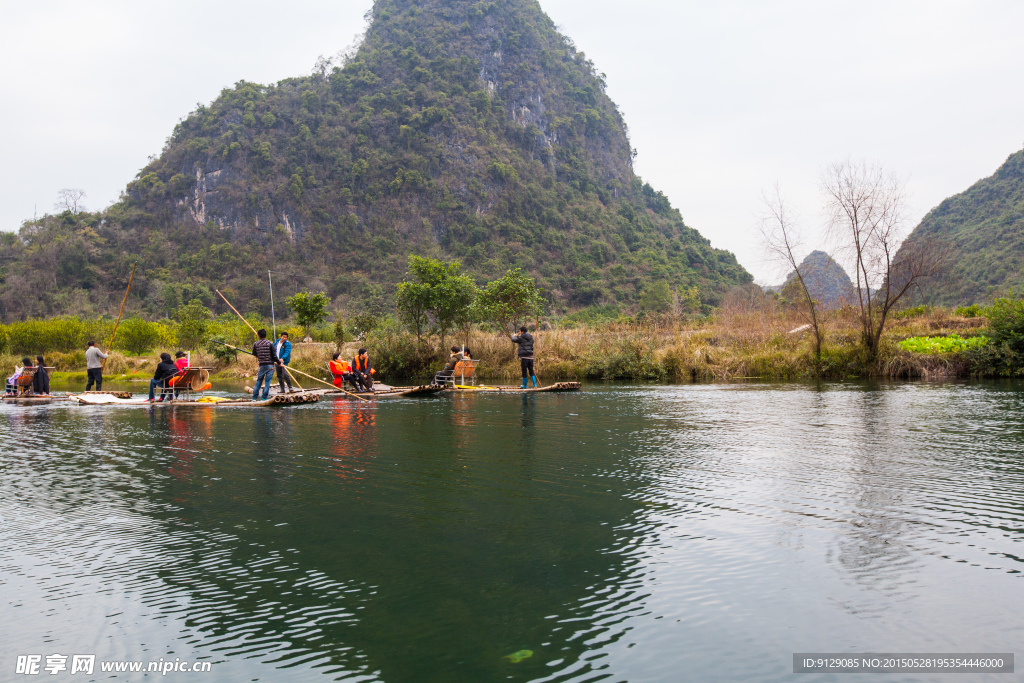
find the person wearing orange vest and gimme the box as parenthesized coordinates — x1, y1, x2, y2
(329, 353, 355, 390)
(351, 348, 374, 392)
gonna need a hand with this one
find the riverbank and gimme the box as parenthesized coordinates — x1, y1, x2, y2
(3, 307, 994, 387)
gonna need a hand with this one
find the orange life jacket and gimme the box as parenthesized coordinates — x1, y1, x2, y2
(330, 360, 351, 376)
(353, 356, 374, 373)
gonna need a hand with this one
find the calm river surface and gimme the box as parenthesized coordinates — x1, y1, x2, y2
(1, 382, 1022, 681)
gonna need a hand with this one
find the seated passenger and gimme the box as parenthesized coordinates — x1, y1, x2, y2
(7, 358, 33, 395)
(351, 349, 374, 392)
(432, 346, 465, 386)
(171, 350, 190, 398)
(32, 355, 50, 395)
(147, 353, 179, 402)
(329, 353, 355, 389)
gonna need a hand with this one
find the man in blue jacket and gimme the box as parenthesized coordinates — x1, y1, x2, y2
(274, 332, 294, 393)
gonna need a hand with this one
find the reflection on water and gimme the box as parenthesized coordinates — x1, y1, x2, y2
(1, 382, 1023, 681)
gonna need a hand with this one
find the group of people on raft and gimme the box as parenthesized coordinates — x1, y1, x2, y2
(5, 355, 50, 396)
(5, 325, 540, 400)
(326, 325, 538, 392)
(327, 348, 376, 393)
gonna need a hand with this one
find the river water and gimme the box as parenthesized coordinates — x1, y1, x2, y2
(1, 382, 1022, 681)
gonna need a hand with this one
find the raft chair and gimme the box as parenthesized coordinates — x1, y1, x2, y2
(13, 367, 37, 396)
(437, 358, 480, 388)
(165, 367, 212, 401)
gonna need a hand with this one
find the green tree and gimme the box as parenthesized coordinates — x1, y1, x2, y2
(639, 281, 672, 313)
(115, 317, 160, 356)
(396, 279, 432, 346)
(473, 268, 545, 338)
(434, 268, 477, 348)
(286, 291, 330, 340)
(176, 299, 213, 350)
(396, 255, 477, 348)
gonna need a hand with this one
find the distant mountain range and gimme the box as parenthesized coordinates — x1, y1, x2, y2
(0, 0, 751, 321)
(899, 148, 1024, 306)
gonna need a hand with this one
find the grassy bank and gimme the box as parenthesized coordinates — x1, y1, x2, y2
(1, 306, 1008, 387)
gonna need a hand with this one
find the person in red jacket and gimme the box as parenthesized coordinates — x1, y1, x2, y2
(329, 353, 355, 390)
(170, 350, 190, 398)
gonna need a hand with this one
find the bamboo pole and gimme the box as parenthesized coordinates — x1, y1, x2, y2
(102, 263, 136, 370)
(216, 288, 302, 390)
(216, 289, 258, 336)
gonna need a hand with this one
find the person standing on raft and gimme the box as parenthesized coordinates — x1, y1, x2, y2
(274, 332, 295, 393)
(511, 326, 537, 389)
(252, 329, 282, 401)
(85, 340, 108, 391)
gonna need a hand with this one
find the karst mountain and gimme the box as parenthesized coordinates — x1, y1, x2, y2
(0, 0, 751, 320)
(899, 148, 1024, 306)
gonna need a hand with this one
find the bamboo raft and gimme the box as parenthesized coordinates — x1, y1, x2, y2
(248, 384, 445, 399)
(67, 392, 321, 408)
(445, 382, 582, 393)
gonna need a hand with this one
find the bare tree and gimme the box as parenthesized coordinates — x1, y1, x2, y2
(758, 186, 824, 359)
(55, 188, 86, 214)
(822, 160, 944, 359)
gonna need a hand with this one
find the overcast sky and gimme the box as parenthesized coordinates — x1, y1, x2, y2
(3, 0, 1022, 282)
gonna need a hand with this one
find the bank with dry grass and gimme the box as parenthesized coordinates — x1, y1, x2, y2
(1, 305, 1000, 388)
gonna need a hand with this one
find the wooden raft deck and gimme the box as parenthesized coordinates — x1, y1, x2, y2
(68, 392, 321, 407)
(445, 381, 582, 393)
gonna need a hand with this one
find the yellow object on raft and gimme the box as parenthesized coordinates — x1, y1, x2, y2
(196, 396, 231, 403)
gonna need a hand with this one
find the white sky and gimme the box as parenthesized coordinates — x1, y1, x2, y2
(2, 0, 1022, 283)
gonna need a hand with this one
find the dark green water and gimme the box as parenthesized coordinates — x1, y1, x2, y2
(1, 382, 1023, 681)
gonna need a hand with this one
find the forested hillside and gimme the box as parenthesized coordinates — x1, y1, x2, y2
(899, 148, 1024, 306)
(0, 0, 750, 321)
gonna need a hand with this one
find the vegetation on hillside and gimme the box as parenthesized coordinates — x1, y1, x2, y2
(0, 0, 750, 323)
(900, 148, 1024, 306)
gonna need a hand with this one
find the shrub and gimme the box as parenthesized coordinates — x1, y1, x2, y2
(954, 304, 982, 318)
(894, 305, 931, 320)
(364, 317, 440, 379)
(177, 299, 213, 349)
(6, 317, 87, 354)
(114, 317, 161, 356)
(206, 335, 238, 364)
(986, 294, 1024, 352)
(47, 350, 86, 371)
